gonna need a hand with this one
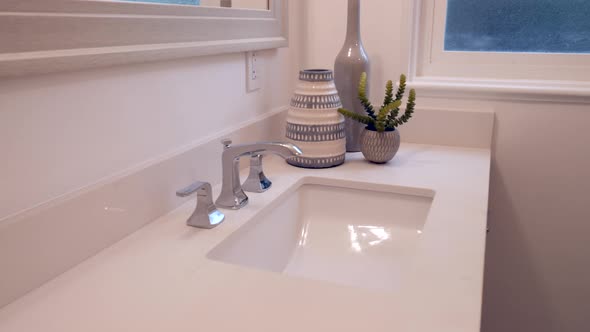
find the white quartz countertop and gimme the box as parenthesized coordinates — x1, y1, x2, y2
(0, 144, 490, 332)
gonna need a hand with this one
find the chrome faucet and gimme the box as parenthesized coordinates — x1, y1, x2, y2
(242, 154, 272, 193)
(176, 181, 225, 229)
(215, 139, 302, 210)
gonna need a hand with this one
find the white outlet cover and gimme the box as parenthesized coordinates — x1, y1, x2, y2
(246, 51, 262, 92)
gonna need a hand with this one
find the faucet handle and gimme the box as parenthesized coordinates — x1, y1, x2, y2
(221, 138, 232, 149)
(176, 181, 210, 198)
(176, 181, 225, 229)
(242, 154, 272, 193)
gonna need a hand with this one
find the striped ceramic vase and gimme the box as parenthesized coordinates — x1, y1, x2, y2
(286, 69, 346, 168)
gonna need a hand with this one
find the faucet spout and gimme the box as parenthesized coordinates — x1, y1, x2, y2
(215, 141, 302, 210)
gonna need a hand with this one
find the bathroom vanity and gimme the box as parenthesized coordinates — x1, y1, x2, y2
(0, 142, 490, 332)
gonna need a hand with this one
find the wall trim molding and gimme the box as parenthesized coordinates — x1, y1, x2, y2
(0, 0, 288, 78)
(0, 37, 287, 78)
(409, 78, 590, 104)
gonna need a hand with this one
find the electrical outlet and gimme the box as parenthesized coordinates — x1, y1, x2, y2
(246, 51, 262, 92)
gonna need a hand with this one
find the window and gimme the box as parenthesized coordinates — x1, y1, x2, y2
(410, 0, 590, 85)
(444, 0, 590, 54)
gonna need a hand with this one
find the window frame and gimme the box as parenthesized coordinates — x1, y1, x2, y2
(0, 0, 288, 78)
(403, 0, 590, 102)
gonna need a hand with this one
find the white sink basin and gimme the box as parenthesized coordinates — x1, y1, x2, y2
(207, 178, 434, 292)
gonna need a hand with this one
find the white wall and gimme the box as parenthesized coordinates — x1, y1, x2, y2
(0, 0, 304, 221)
(303, 1, 590, 332)
(302, 0, 403, 103)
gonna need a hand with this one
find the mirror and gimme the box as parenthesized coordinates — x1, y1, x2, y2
(0, 0, 286, 77)
(117, 0, 270, 10)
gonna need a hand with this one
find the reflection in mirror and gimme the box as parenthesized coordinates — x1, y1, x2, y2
(117, 0, 270, 10)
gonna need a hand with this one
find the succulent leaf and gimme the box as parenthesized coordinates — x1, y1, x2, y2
(342, 73, 416, 131)
(358, 72, 376, 119)
(376, 100, 402, 132)
(383, 80, 394, 107)
(395, 74, 407, 102)
(391, 89, 416, 127)
(338, 108, 375, 126)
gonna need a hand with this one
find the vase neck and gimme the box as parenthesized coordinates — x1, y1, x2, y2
(345, 0, 361, 43)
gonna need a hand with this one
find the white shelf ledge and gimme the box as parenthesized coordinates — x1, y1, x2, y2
(409, 77, 590, 104)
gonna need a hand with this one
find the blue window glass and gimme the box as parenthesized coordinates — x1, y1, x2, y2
(444, 0, 590, 53)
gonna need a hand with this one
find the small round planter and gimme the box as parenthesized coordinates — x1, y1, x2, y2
(360, 128, 401, 164)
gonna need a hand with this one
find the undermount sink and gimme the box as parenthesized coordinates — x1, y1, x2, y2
(207, 178, 434, 292)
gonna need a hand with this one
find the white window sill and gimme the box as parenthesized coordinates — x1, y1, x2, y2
(408, 77, 590, 104)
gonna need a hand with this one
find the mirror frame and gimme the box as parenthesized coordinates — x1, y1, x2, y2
(0, 0, 288, 78)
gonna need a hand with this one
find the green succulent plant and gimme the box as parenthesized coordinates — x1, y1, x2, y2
(338, 72, 416, 133)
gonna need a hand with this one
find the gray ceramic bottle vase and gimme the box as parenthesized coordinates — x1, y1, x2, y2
(334, 0, 370, 152)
